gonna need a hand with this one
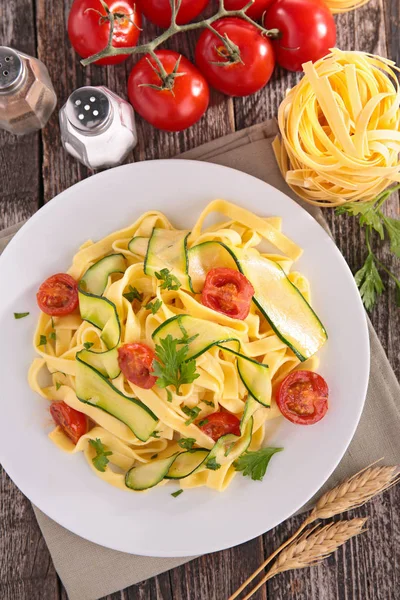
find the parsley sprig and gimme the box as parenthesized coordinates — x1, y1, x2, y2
(123, 285, 143, 303)
(89, 438, 113, 472)
(152, 334, 200, 396)
(177, 437, 196, 452)
(155, 268, 181, 291)
(146, 298, 162, 314)
(234, 447, 283, 481)
(336, 185, 400, 310)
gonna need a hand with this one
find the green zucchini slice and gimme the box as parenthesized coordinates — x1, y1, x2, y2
(165, 449, 209, 479)
(78, 290, 120, 349)
(79, 254, 126, 296)
(203, 417, 253, 469)
(76, 357, 158, 442)
(144, 228, 191, 290)
(125, 454, 179, 491)
(188, 241, 237, 293)
(219, 346, 271, 407)
(77, 347, 120, 379)
(128, 236, 149, 257)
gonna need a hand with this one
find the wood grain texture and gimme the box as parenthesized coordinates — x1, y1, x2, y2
(0, 0, 399, 599)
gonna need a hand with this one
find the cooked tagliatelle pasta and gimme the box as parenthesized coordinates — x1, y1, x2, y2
(274, 49, 400, 207)
(29, 200, 327, 493)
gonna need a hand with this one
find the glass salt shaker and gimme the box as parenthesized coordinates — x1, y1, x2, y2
(0, 46, 57, 135)
(59, 86, 138, 170)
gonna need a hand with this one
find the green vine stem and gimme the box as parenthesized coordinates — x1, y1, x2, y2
(81, 0, 281, 67)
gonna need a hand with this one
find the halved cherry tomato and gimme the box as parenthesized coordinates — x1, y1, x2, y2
(277, 370, 329, 425)
(118, 343, 157, 389)
(68, 0, 142, 66)
(201, 267, 254, 320)
(37, 273, 79, 316)
(50, 401, 89, 444)
(137, 0, 209, 28)
(199, 411, 241, 441)
(224, 0, 276, 20)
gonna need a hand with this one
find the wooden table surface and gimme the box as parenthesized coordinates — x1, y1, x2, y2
(1, 1, 399, 599)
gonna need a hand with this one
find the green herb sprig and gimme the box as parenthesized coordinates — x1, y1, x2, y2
(152, 334, 200, 396)
(14, 312, 30, 319)
(177, 437, 196, 452)
(123, 285, 143, 303)
(234, 447, 283, 481)
(146, 298, 162, 314)
(155, 268, 181, 291)
(89, 438, 113, 472)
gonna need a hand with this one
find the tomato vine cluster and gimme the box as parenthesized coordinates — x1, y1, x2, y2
(68, 0, 336, 131)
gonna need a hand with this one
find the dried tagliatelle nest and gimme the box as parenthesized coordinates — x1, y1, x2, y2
(273, 49, 400, 207)
(325, 0, 370, 13)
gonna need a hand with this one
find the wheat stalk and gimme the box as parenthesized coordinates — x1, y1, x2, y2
(229, 463, 399, 600)
(240, 519, 367, 600)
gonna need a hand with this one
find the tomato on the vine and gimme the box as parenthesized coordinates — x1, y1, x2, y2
(224, 0, 276, 21)
(264, 0, 336, 72)
(68, 0, 142, 66)
(277, 370, 329, 425)
(128, 50, 209, 131)
(195, 18, 275, 97)
(137, 0, 209, 28)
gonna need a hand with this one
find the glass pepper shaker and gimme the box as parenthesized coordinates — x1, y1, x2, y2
(59, 86, 138, 170)
(0, 46, 57, 135)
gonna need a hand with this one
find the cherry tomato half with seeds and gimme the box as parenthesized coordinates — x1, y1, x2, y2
(277, 370, 329, 425)
(118, 343, 157, 389)
(224, 0, 276, 21)
(136, 0, 209, 28)
(68, 0, 142, 66)
(37, 273, 79, 316)
(50, 401, 89, 445)
(199, 411, 241, 441)
(264, 0, 336, 72)
(195, 18, 275, 97)
(201, 267, 254, 320)
(128, 50, 210, 131)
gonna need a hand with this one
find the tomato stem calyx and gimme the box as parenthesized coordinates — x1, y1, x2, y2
(81, 0, 279, 67)
(139, 54, 185, 94)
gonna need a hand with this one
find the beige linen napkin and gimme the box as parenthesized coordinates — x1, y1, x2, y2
(1, 120, 399, 600)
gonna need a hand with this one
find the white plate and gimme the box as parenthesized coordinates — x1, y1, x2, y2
(0, 160, 369, 557)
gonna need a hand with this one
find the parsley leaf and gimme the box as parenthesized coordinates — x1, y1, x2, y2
(153, 334, 200, 395)
(155, 268, 181, 291)
(202, 400, 215, 407)
(181, 405, 201, 425)
(206, 457, 221, 471)
(382, 215, 400, 258)
(337, 200, 385, 239)
(171, 489, 184, 498)
(198, 418, 209, 427)
(234, 447, 283, 481)
(123, 285, 143, 303)
(83, 342, 94, 350)
(150, 431, 160, 438)
(146, 298, 162, 314)
(49, 331, 56, 341)
(14, 312, 30, 319)
(176, 321, 199, 345)
(166, 389, 173, 403)
(354, 253, 384, 311)
(177, 437, 196, 452)
(89, 438, 113, 472)
(55, 382, 62, 391)
(39, 335, 47, 346)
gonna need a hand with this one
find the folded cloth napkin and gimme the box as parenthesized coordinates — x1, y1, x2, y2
(1, 119, 399, 600)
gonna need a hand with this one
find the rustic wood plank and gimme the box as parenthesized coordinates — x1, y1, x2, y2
(0, 0, 41, 229)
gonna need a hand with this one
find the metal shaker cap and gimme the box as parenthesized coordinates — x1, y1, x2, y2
(0, 47, 23, 91)
(65, 87, 112, 133)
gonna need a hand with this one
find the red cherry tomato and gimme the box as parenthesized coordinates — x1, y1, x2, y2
(199, 411, 241, 441)
(201, 267, 254, 320)
(264, 0, 336, 72)
(118, 343, 157, 389)
(128, 50, 210, 131)
(224, 0, 276, 20)
(137, 0, 209, 28)
(37, 274, 79, 317)
(195, 18, 275, 97)
(68, 0, 142, 66)
(50, 401, 89, 445)
(277, 370, 329, 425)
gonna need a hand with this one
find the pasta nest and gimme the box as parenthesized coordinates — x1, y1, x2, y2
(325, 0, 370, 13)
(273, 49, 400, 207)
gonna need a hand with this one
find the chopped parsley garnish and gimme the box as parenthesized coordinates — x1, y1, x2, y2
(177, 437, 196, 452)
(181, 405, 201, 425)
(198, 418, 209, 427)
(49, 331, 56, 341)
(14, 312, 30, 319)
(151, 454, 158, 460)
(234, 447, 283, 481)
(146, 299, 162, 315)
(155, 268, 181, 291)
(39, 335, 47, 346)
(176, 321, 199, 345)
(150, 431, 161, 438)
(206, 457, 221, 471)
(152, 334, 200, 396)
(166, 389, 173, 403)
(55, 382, 62, 391)
(202, 400, 215, 407)
(171, 489, 184, 498)
(123, 285, 143, 303)
(89, 438, 113, 473)
(83, 342, 94, 350)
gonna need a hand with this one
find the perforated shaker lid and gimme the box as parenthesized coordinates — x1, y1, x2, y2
(65, 86, 112, 133)
(0, 47, 23, 91)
